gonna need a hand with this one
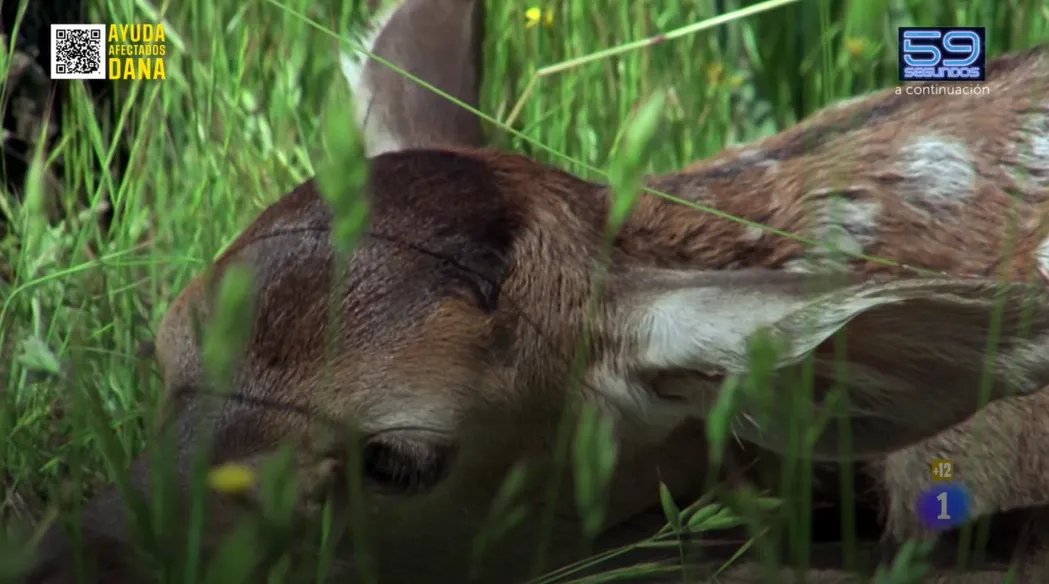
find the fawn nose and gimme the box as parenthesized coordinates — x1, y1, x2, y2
(25, 473, 148, 584)
(23, 389, 281, 584)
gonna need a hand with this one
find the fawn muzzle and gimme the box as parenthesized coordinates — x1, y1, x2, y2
(27, 457, 154, 584)
(24, 392, 285, 584)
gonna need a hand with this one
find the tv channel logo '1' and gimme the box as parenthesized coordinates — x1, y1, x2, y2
(898, 27, 986, 82)
(916, 482, 971, 531)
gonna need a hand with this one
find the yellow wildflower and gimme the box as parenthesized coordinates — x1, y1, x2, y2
(845, 37, 867, 59)
(525, 7, 554, 29)
(705, 62, 724, 85)
(208, 462, 257, 494)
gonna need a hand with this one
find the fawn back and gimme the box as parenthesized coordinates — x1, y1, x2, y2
(28, 1, 1049, 582)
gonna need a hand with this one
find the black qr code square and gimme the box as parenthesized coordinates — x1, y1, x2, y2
(50, 25, 106, 80)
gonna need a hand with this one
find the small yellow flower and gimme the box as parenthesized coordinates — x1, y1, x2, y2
(705, 62, 724, 85)
(525, 7, 554, 29)
(208, 462, 257, 494)
(727, 74, 745, 89)
(845, 37, 868, 58)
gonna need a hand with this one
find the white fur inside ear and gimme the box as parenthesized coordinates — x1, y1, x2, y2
(634, 288, 809, 373)
(583, 287, 815, 444)
(592, 280, 880, 437)
(596, 273, 1049, 455)
(338, 2, 404, 157)
(585, 367, 688, 444)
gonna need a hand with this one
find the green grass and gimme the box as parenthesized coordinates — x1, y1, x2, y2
(1, 0, 1048, 582)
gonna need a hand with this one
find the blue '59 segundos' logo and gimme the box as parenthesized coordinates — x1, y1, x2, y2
(898, 27, 986, 82)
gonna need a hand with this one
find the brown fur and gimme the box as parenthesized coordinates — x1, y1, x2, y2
(343, 0, 487, 154)
(26, 2, 1049, 583)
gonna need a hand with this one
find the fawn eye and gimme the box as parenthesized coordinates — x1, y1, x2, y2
(362, 435, 453, 495)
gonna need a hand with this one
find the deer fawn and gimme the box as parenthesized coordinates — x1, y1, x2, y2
(26, 0, 1049, 582)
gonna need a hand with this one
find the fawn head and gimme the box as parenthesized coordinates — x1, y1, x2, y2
(28, 1, 1049, 582)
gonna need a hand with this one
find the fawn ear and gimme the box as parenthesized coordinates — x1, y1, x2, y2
(340, 0, 486, 155)
(605, 269, 1049, 459)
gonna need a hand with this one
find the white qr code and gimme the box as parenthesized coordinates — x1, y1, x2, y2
(50, 24, 107, 80)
